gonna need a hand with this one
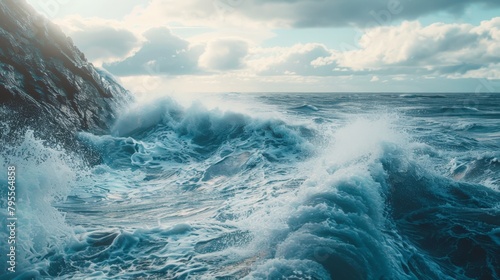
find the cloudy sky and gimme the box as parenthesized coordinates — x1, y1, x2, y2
(27, 0, 500, 93)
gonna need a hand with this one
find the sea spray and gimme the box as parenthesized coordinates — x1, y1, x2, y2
(0, 130, 85, 276)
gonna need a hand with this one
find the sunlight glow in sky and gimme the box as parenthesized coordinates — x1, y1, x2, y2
(26, 0, 500, 93)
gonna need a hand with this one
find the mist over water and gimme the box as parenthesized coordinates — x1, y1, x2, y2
(1, 93, 499, 279)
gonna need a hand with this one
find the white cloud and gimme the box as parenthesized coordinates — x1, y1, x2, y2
(249, 43, 334, 76)
(89, 17, 500, 83)
(102, 32, 251, 76)
(458, 64, 500, 80)
(71, 26, 138, 62)
(314, 18, 500, 79)
(199, 38, 249, 71)
(122, 0, 259, 29)
(24, 0, 500, 93)
(54, 16, 139, 64)
(53, 8, 500, 92)
(103, 27, 204, 76)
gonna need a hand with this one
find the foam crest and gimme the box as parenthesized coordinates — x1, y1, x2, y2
(325, 115, 407, 166)
(98, 96, 315, 168)
(220, 117, 403, 278)
(0, 130, 82, 275)
(225, 114, 496, 279)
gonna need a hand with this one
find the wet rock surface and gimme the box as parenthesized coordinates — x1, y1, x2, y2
(0, 0, 131, 162)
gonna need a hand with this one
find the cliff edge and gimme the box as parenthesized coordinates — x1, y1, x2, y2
(0, 0, 131, 161)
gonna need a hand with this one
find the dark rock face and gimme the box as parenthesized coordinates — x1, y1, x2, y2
(0, 0, 131, 161)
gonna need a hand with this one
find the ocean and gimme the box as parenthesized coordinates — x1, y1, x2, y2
(1, 92, 499, 279)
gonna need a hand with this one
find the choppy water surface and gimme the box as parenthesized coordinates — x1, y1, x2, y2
(1, 93, 499, 279)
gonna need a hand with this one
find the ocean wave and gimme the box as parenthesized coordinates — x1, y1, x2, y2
(3, 94, 500, 279)
(81, 97, 316, 169)
(0, 130, 85, 275)
(448, 153, 500, 191)
(224, 117, 500, 279)
(399, 94, 447, 99)
(290, 104, 320, 112)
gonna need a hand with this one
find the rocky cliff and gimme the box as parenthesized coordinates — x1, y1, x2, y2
(0, 0, 131, 161)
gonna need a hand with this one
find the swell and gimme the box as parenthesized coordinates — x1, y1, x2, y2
(81, 97, 316, 169)
(2, 97, 499, 279)
(234, 117, 500, 280)
(381, 148, 500, 279)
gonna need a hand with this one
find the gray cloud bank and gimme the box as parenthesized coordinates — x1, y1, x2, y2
(103, 28, 202, 76)
(237, 0, 500, 27)
(71, 26, 138, 61)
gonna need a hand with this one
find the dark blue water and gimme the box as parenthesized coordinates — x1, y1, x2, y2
(1, 93, 499, 279)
